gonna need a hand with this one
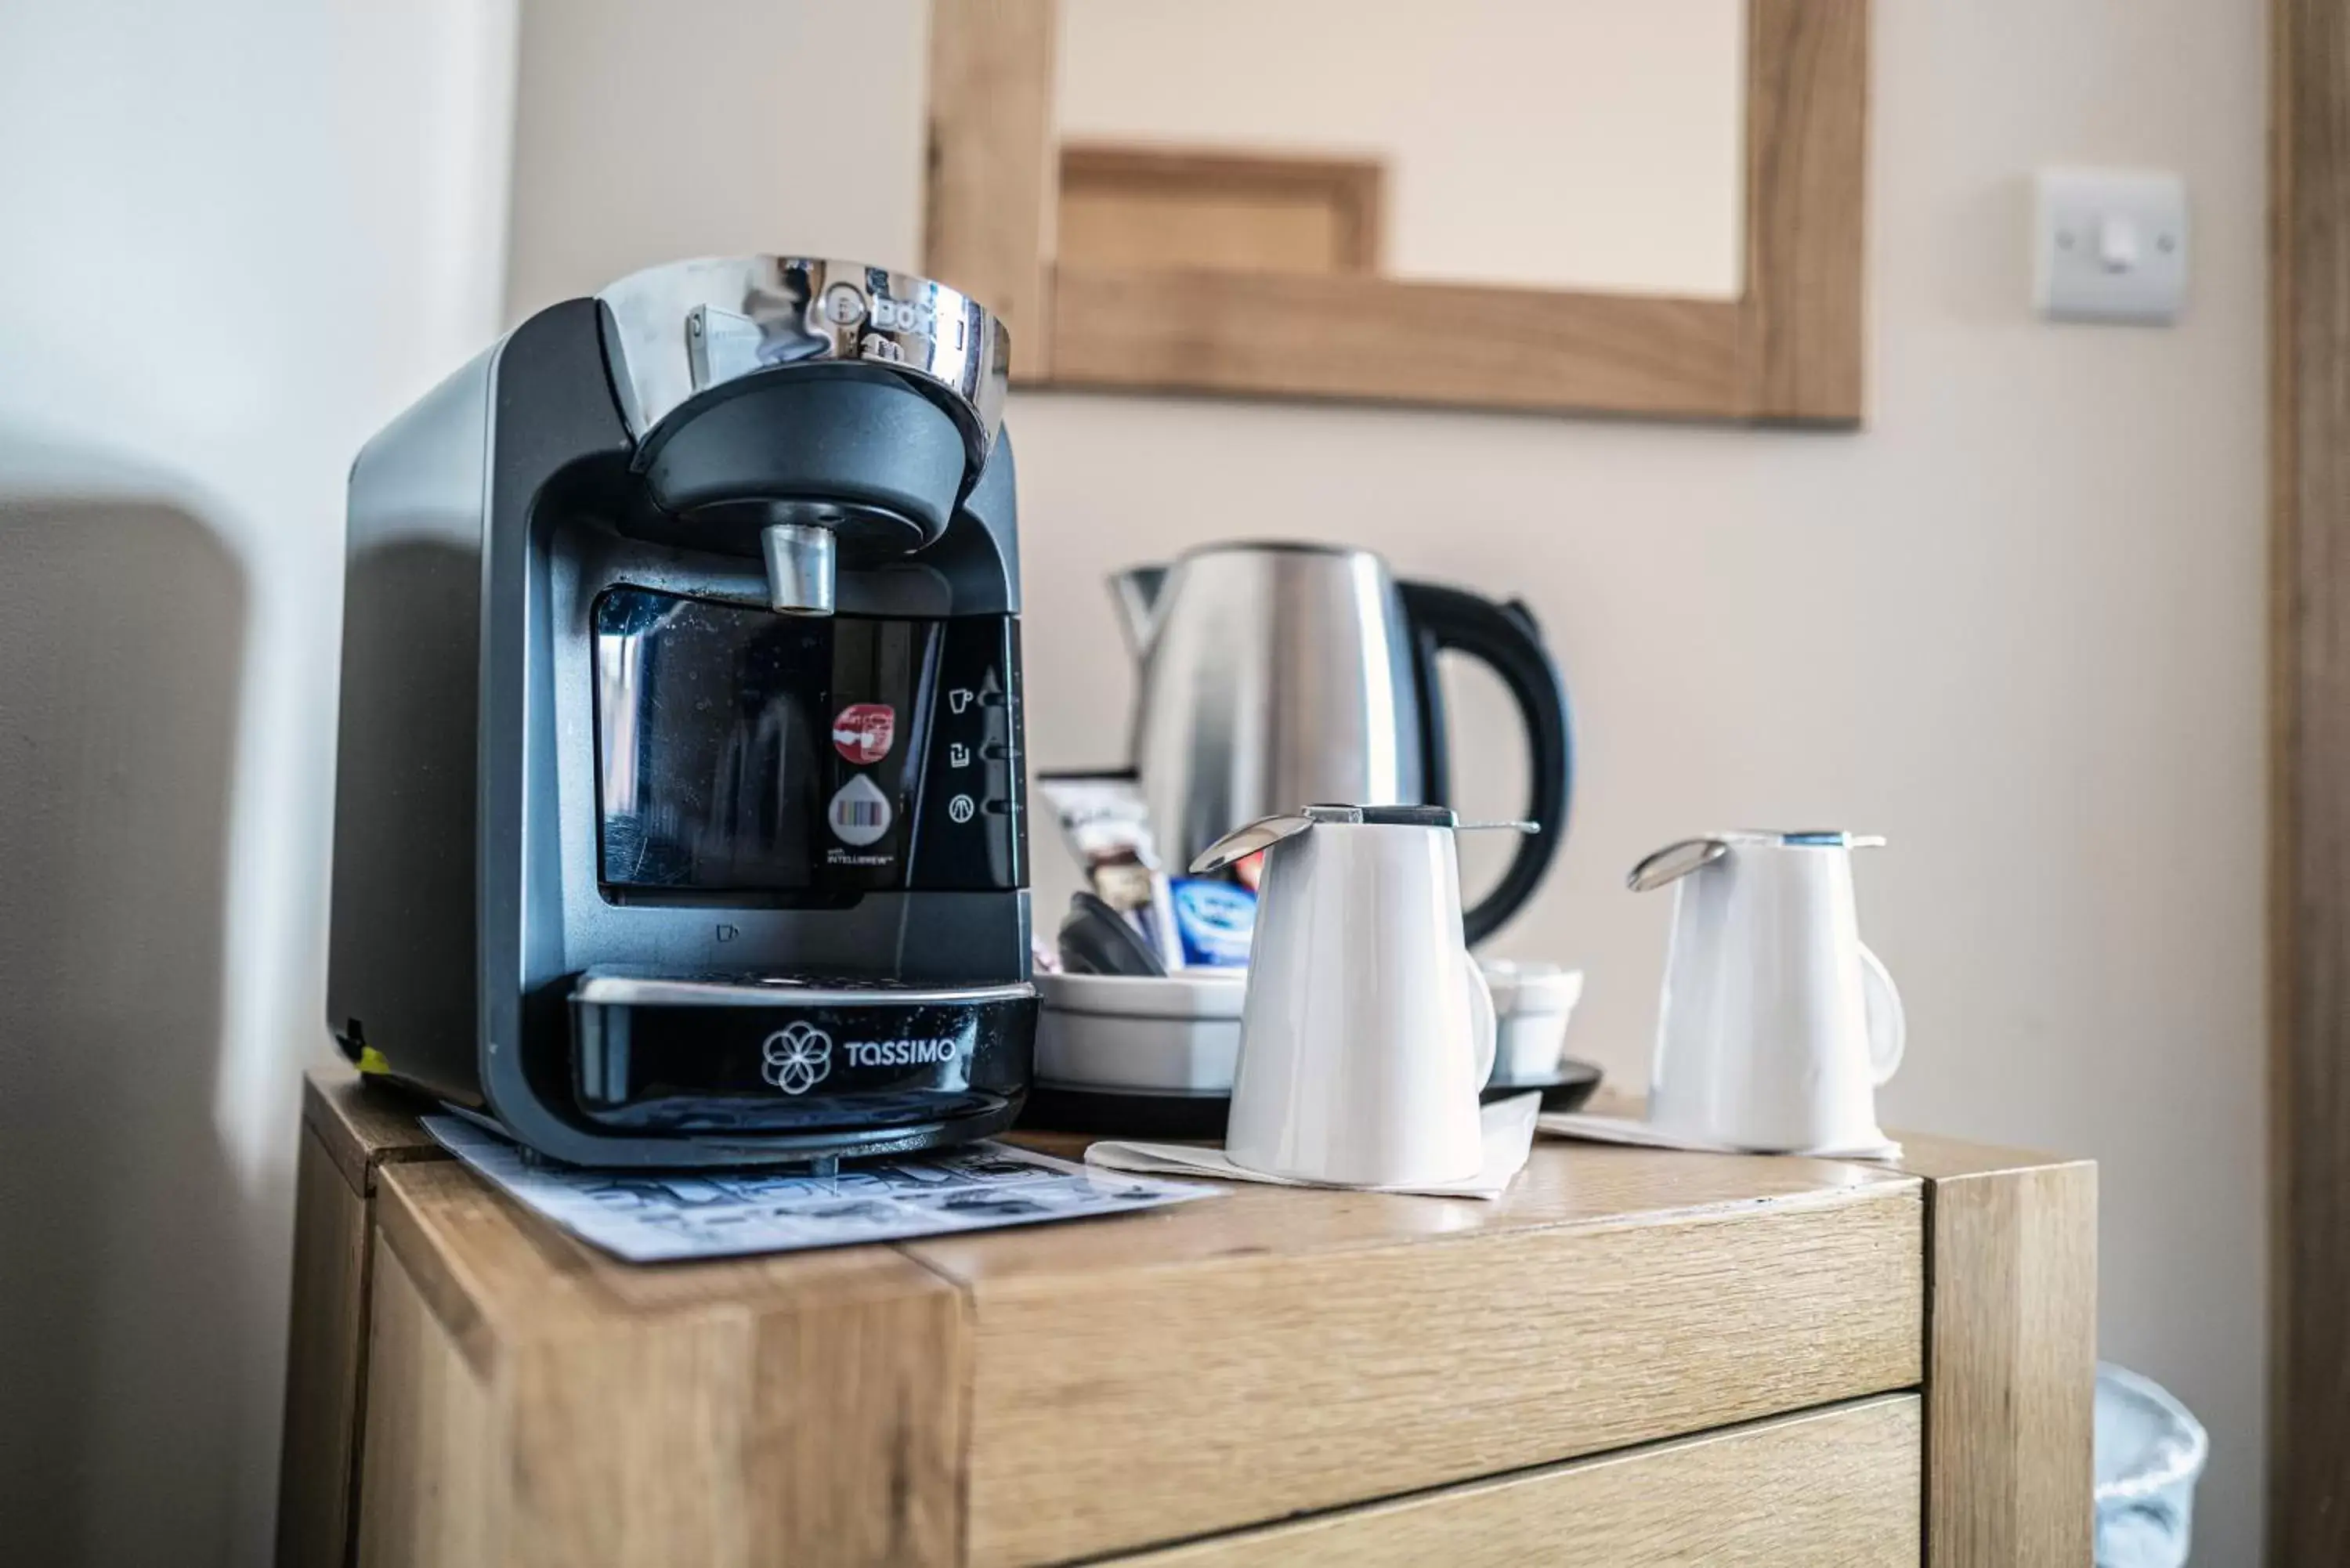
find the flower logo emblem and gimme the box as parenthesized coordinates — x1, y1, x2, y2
(761, 1023, 833, 1096)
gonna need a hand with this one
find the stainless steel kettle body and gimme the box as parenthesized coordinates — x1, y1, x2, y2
(1112, 541, 1572, 942)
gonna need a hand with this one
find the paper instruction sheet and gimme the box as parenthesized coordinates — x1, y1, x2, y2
(421, 1115, 1220, 1263)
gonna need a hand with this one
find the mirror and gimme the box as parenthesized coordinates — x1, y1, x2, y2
(1054, 0, 1747, 299)
(926, 0, 1867, 425)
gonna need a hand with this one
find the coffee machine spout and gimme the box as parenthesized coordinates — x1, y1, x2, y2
(761, 518, 837, 616)
(1108, 564, 1169, 656)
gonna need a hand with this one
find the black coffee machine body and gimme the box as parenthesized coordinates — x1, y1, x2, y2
(329, 256, 1034, 1166)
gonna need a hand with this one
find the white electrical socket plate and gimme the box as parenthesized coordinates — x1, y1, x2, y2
(2033, 167, 2189, 325)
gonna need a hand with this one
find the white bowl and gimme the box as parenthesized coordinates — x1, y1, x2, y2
(1036, 963, 1582, 1093)
(1036, 970, 1248, 1093)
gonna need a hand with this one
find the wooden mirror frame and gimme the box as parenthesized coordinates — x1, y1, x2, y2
(925, 0, 1869, 425)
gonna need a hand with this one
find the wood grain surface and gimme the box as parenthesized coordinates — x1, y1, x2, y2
(903, 1149, 1925, 1566)
(298, 1074, 2100, 1566)
(958, 1135, 1918, 1277)
(278, 1071, 450, 1568)
(924, 0, 1058, 376)
(1922, 1158, 2097, 1567)
(276, 1126, 372, 1568)
(1059, 144, 1386, 278)
(1049, 266, 1747, 417)
(1741, 0, 1869, 421)
(355, 1241, 505, 1568)
(2272, 1, 2350, 1559)
(371, 1159, 968, 1567)
(301, 1068, 443, 1197)
(1104, 1394, 1922, 1568)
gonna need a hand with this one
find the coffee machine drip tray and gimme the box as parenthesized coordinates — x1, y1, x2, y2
(569, 968, 1036, 1141)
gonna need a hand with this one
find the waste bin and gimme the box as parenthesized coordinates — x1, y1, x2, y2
(2095, 1363, 2209, 1568)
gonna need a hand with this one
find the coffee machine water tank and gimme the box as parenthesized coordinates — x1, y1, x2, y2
(327, 257, 1036, 1167)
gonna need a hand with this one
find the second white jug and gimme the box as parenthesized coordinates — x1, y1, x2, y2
(1628, 831, 1906, 1154)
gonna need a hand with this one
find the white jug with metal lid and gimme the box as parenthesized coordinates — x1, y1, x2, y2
(1627, 831, 1906, 1153)
(1195, 805, 1532, 1185)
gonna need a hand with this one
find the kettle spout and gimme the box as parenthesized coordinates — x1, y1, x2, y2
(1108, 564, 1170, 657)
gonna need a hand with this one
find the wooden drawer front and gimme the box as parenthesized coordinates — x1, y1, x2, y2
(277, 1126, 371, 1568)
(1110, 1395, 1922, 1568)
(361, 1161, 973, 1568)
(356, 1239, 506, 1568)
(953, 1187, 1924, 1566)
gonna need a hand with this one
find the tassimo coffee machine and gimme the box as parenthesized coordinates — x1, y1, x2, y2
(328, 256, 1034, 1166)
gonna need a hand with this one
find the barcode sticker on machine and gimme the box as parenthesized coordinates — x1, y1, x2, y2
(827, 774, 893, 847)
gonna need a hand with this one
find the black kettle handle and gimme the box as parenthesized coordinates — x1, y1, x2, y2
(1397, 580, 1573, 945)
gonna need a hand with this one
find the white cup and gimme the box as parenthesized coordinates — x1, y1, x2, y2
(1635, 832, 1906, 1153)
(1224, 815, 1496, 1186)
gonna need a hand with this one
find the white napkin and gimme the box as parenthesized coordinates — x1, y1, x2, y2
(1085, 1092, 1542, 1199)
(1537, 1109, 1901, 1162)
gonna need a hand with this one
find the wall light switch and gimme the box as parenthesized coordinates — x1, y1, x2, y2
(2034, 167, 2189, 324)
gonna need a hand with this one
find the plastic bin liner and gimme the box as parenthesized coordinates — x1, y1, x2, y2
(2095, 1363, 2209, 1568)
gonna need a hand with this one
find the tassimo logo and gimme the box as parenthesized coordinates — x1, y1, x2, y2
(844, 1038, 960, 1068)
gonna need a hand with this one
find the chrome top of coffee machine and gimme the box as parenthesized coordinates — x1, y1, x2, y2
(329, 256, 1035, 1166)
(1113, 542, 1572, 943)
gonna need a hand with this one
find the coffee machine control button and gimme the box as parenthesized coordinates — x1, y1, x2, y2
(908, 620, 1025, 889)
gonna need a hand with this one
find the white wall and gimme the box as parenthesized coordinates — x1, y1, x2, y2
(0, 2, 515, 1560)
(506, 0, 2268, 1559)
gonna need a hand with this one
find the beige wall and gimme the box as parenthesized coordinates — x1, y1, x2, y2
(507, 0, 2268, 1557)
(504, 0, 927, 323)
(0, 1, 516, 1561)
(1056, 0, 1745, 295)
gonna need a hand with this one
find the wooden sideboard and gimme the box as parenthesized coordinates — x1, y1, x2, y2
(277, 1068, 2094, 1566)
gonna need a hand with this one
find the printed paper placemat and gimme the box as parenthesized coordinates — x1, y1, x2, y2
(423, 1115, 1221, 1263)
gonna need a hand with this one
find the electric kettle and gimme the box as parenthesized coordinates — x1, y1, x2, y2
(1112, 542, 1571, 941)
